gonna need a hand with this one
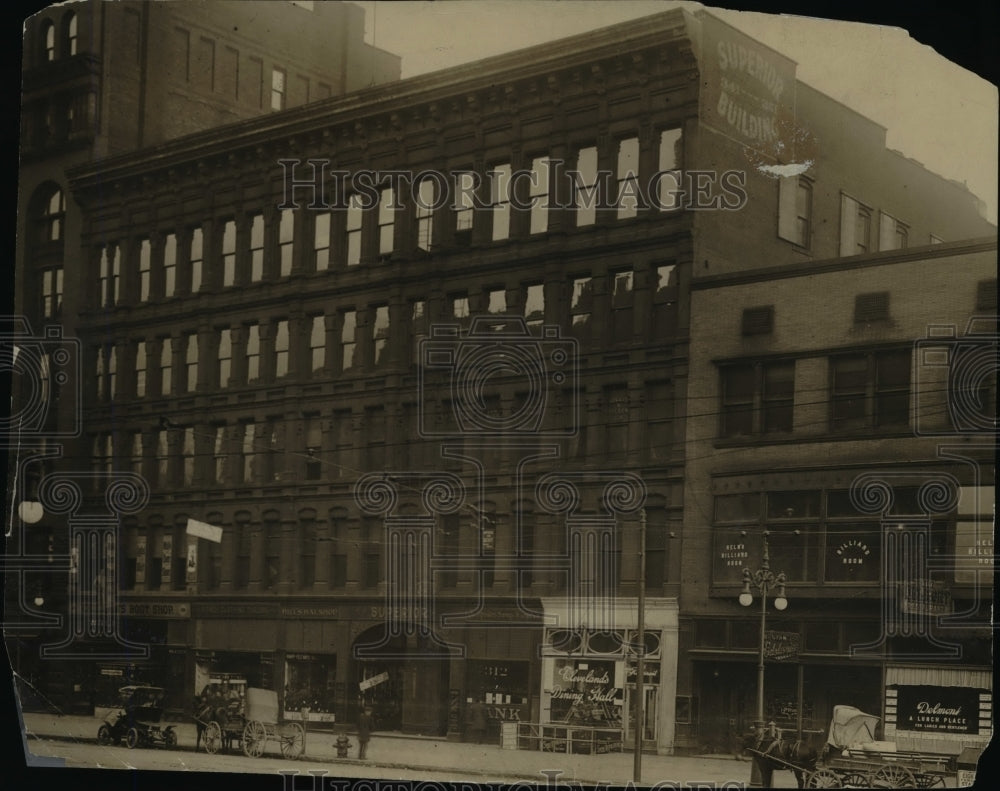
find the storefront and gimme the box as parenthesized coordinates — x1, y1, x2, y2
(465, 659, 531, 741)
(284, 652, 337, 722)
(884, 667, 992, 755)
(539, 597, 679, 755)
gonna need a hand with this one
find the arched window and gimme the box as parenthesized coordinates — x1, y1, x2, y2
(65, 12, 78, 56)
(42, 19, 55, 62)
(30, 184, 66, 318)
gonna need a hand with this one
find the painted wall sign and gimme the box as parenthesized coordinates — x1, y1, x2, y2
(118, 601, 190, 619)
(895, 685, 981, 734)
(699, 13, 797, 154)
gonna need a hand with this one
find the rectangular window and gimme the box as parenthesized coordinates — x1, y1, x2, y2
(185, 333, 198, 392)
(271, 67, 286, 110)
(135, 341, 147, 397)
(181, 427, 195, 486)
(246, 324, 260, 382)
(156, 430, 168, 485)
(416, 179, 435, 251)
(190, 228, 203, 293)
(346, 195, 363, 266)
(487, 288, 506, 315)
(364, 552, 381, 588)
(831, 350, 911, 431)
(604, 385, 630, 455)
(340, 310, 356, 370)
(100, 245, 120, 306)
(250, 213, 264, 282)
(304, 413, 322, 480)
(658, 128, 683, 210)
(372, 305, 390, 365)
(411, 301, 427, 364)
(240, 421, 255, 483)
(646, 381, 673, 461)
(529, 156, 550, 234)
(854, 292, 890, 323)
(263, 418, 280, 482)
(274, 320, 289, 377)
(130, 432, 143, 475)
(213, 425, 226, 483)
(310, 315, 325, 373)
(138, 238, 151, 301)
(366, 406, 386, 468)
(163, 233, 177, 297)
(95, 347, 106, 400)
(452, 295, 470, 327)
(160, 338, 172, 395)
(610, 269, 634, 342)
(314, 212, 331, 271)
(879, 212, 908, 251)
(378, 187, 395, 255)
(839, 194, 872, 256)
(222, 220, 236, 286)
(524, 283, 545, 333)
(778, 177, 811, 247)
(490, 163, 511, 241)
(616, 137, 639, 219)
(569, 276, 593, 342)
(652, 264, 678, 338)
(574, 146, 598, 227)
(454, 173, 476, 232)
(721, 362, 795, 437)
(742, 306, 774, 336)
(279, 209, 294, 276)
(217, 329, 231, 387)
(299, 520, 315, 589)
(41, 267, 63, 318)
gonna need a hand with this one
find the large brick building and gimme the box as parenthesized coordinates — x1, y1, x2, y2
(7, 7, 994, 755)
(9, 0, 399, 717)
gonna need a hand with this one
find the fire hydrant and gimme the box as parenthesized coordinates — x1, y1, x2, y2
(334, 735, 352, 758)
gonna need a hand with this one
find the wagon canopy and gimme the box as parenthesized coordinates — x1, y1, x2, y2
(827, 705, 880, 750)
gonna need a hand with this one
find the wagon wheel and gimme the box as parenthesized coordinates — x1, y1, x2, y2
(203, 721, 223, 754)
(915, 774, 946, 789)
(243, 720, 267, 758)
(125, 727, 140, 749)
(164, 728, 177, 749)
(97, 724, 113, 745)
(805, 768, 844, 788)
(871, 764, 916, 788)
(279, 722, 305, 760)
(840, 772, 873, 788)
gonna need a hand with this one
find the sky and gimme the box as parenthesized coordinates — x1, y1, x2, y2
(353, 0, 998, 224)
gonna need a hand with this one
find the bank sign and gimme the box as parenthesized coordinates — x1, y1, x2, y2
(699, 13, 797, 154)
(895, 685, 980, 734)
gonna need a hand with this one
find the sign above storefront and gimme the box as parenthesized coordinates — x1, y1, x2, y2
(764, 630, 800, 661)
(899, 581, 953, 616)
(895, 685, 981, 734)
(119, 601, 190, 619)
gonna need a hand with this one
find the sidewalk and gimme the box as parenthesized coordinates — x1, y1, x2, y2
(21, 712, 784, 786)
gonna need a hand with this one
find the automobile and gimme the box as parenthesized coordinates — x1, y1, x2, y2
(97, 685, 177, 749)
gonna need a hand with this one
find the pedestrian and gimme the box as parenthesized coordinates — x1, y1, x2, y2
(468, 698, 488, 744)
(357, 706, 372, 759)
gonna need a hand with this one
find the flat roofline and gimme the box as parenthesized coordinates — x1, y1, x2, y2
(691, 235, 998, 290)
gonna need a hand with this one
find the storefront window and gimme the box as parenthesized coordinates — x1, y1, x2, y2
(284, 653, 336, 718)
(467, 660, 529, 736)
(549, 657, 622, 728)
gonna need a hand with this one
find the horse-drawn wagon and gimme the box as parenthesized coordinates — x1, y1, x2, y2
(196, 686, 304, 759)
(745, 706, 959, 788)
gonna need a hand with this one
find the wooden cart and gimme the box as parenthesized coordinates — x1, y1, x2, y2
(202, 687, 304, 760)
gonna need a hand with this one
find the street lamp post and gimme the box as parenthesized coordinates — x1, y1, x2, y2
(739, 529, 787, 786)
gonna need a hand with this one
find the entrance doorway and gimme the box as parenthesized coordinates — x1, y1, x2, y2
(351, 625, 451, 736)
(625, 684, 658, 749)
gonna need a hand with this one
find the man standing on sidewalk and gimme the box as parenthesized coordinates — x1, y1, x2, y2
(358, 706, 372, 759)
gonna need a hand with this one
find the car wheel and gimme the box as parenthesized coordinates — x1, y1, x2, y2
(126, 727, 139, 749)
(97, 725, 112, 745)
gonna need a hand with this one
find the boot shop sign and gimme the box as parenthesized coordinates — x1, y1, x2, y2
(894, 686, 981, 734)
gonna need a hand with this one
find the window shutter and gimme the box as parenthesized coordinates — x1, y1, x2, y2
(839, 195, 857, 256)
(777, 177, 798, 242)
(879, 212, 897, 251)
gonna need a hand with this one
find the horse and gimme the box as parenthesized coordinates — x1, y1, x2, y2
(742, 726, 827, 788)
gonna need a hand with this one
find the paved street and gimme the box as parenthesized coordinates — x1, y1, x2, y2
(19, 711, 801, 787)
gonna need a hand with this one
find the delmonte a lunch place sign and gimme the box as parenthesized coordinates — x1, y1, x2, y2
(895, 686, 980, 734)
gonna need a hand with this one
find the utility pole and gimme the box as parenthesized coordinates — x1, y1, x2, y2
(633, 508, 646, 783)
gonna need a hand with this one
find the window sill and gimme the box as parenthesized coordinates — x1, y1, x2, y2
(714, 428, 914, 448)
